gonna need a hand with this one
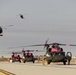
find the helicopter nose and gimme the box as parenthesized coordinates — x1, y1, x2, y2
(0, 27, 3, 33)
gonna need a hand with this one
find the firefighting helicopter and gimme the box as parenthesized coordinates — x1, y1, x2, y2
(0, 25, 13, 36)
(17, 39, 76, 65)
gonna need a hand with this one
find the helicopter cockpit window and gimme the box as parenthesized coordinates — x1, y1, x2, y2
(25, 53, 33, 56)
(51, 48, 58, 52)
(14, 54, 18, 57)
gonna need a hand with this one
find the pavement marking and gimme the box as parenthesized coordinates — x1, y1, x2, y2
(0, 69, 15, 75)
(0, 72, 6, 75)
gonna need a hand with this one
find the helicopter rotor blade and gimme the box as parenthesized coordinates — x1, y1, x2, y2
(44, 38, 49, 49)
(50, 43, 75, 46)
(8, 44, 46, 49)
(60, 44, 76, 46)
(23, 50, 44, 52)
(8, 41, 76, 49)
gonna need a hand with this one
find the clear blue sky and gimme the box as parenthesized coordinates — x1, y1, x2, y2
(0, 0, 76, 56)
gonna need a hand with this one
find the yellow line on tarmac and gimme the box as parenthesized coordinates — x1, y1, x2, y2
(0, 69, 15, 75)
(0, 72, 6, 75)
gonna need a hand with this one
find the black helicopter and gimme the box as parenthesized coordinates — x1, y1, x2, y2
(44, 43, 72, 65)
(9, 52, 22, 63)
(21, 49, 39, 63)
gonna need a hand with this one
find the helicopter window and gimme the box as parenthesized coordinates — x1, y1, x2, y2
(48, 48, 51, 52)
(61, 48, 63, 51)
(60, 52, 65, 56)
(14, 54, 18, 57)
(51, 52, 64, 56)
(25, 53, 32, 56)
(29, 53, 32, 56)
(25, 53, 28, 56)
(51, 48, 58, 52)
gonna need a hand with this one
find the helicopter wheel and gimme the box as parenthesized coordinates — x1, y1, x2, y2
(68, 60, 70, 65)
(19, 60, 21, 63)
(32, 60, 35, 63)
(63, 61, 66, 65)
(12, 61, 14, 63)
(47, 60, 51, 64)
(23, 60, 26, 63)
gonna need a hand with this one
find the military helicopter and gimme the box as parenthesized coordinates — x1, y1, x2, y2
(21, 49, 43, 63)
(8, 39, 76, 65)
(9, 51, 22, 63)
(43, 43, 72, 65)
(19, 14, 24, 19)
(20, 40, 76, 65)
(8, 46, 44, 63)
(0, 25, 13, 36)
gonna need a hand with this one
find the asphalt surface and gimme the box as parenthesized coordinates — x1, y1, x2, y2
(0, 62, 76, 75)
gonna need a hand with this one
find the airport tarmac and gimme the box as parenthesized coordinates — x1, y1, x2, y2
(0, 62, 76, 75)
